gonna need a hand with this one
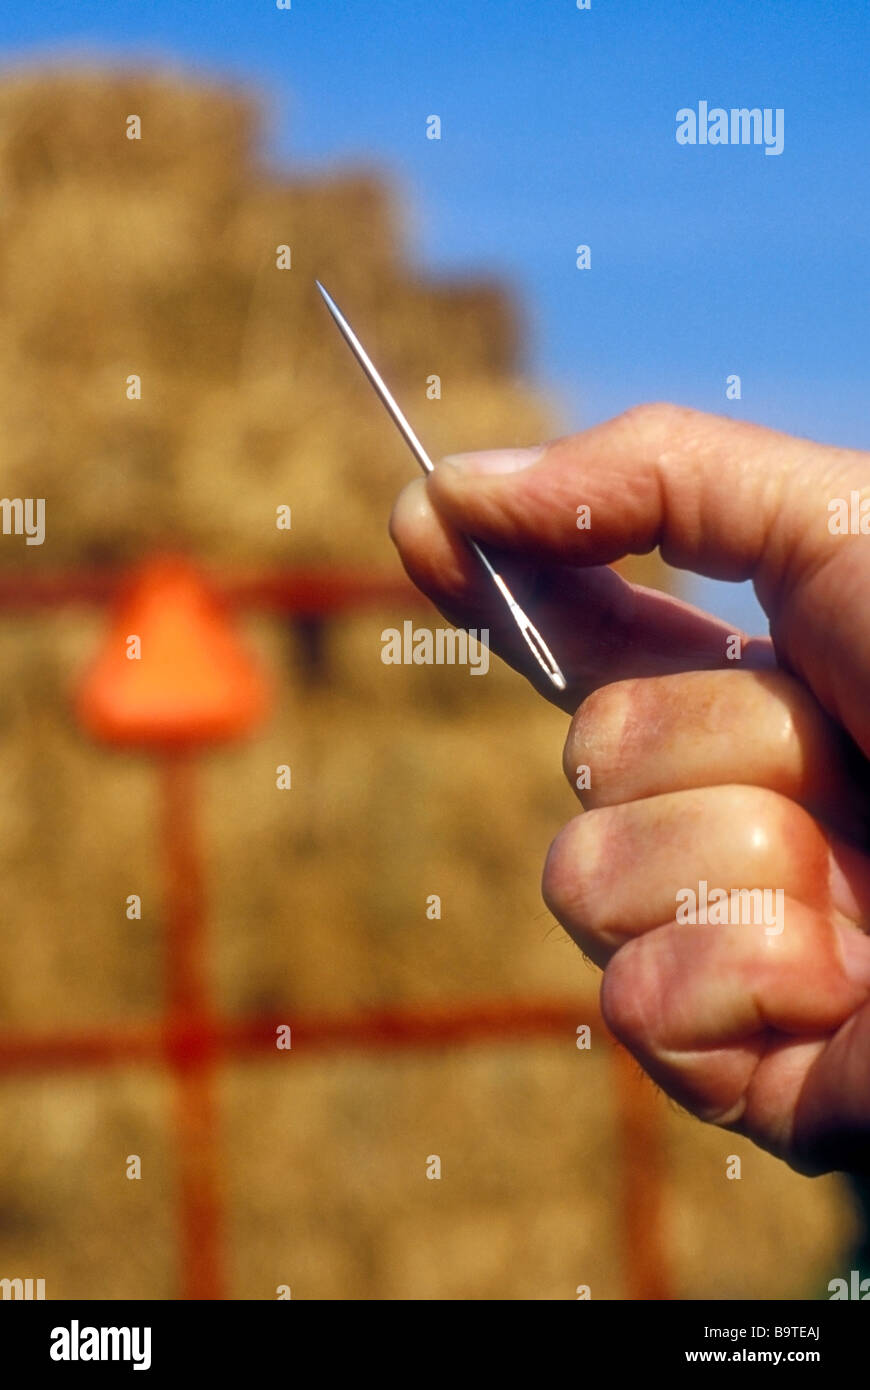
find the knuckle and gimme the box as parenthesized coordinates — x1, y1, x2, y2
(541, 812, 600, 930)
(614, 400, 694, 441)
(718, 785, 792, 863)
(542, 818, 579, 921)
(600, 937, 650, 1048)
(563, 680, 635, 804)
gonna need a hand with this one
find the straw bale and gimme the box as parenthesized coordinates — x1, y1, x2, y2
(0, 68, 851, 1300)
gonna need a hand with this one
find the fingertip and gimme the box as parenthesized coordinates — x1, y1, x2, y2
(425, 455, 534, 538)
(389, 473, 484, 607)
(425, 458, 465, 510)
(388, 476, 431, 549)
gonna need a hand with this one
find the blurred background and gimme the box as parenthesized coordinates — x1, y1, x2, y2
(0, 0, 867, 1299)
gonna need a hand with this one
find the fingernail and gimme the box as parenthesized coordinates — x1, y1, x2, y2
(439, 444, 546, 475)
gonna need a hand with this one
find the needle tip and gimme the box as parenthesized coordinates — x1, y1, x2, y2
(550, 670, 567, 693)
(315, 280, 341, 320)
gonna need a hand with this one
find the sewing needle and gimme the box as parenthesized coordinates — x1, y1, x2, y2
(315, 280, 567, 694)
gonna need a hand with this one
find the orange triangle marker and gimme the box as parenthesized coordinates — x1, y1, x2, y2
(77, 556, 271, 748)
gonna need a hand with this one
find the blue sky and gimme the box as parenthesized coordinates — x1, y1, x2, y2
(1, 0, 867, 631)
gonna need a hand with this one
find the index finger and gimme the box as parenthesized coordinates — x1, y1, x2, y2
(389, 473, 772, 711)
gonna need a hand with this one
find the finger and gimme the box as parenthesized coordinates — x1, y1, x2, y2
(390, 475, 773, 711)
(793, 990, 870, 1171)
(425, 406, 870, 753)
(427, 404, 838, 583)
(542, 785, 831, 966)
(564, 668, 870, 842)
(600, 908, 870, 1168)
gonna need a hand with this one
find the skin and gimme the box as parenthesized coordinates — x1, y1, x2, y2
(388, 403, 870, 1176)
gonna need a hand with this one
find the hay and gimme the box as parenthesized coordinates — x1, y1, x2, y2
(0, 67, 851, 1300)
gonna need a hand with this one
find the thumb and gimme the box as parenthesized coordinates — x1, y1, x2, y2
(427, 403, 870, 753)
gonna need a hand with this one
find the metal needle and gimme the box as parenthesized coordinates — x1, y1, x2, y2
(315, 280, 567, 694)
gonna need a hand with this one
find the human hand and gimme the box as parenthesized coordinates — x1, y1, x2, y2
(389, 404, 870, 1174)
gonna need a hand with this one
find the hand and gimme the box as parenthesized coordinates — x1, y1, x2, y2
(389, 403, 870, 1175)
